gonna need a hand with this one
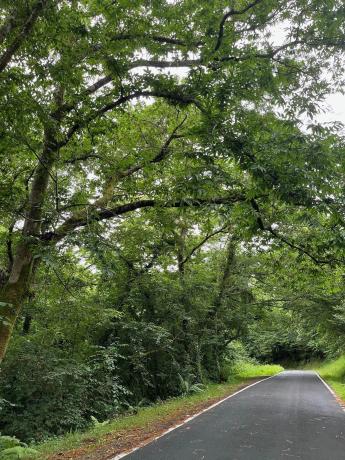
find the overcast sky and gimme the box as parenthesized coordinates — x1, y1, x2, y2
(317, 93, 345, 125)
(271, 23, 345, 127)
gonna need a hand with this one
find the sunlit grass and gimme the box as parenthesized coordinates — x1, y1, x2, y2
(230, 361, 284, 380)
(313, 355, 345, 401)
(317, 355, 345, 380)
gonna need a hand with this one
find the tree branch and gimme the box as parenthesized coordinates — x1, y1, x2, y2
(217, 40, 301, 65)
(117, 115, 187, 179)
(250, 199, 344, 265)
(0, 0, 47, 72)
(111, 33, 202, 47)
(214, 0, 263, 52)
(180, 226, 227, 267)
(51, 75, 113, 119)
(41, 193, 245, 242)
(65, 151, 101, 164)
(6, 221, 14, 273)
(57, 91, 203, 149)
(128, 59, 200, 69)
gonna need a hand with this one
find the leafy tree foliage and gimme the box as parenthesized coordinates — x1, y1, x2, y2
(0, 0, 344, 443)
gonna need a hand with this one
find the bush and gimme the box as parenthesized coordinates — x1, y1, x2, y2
(0, 341, 128, 442)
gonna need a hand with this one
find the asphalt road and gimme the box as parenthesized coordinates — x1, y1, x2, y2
(118, 371, 345, 460)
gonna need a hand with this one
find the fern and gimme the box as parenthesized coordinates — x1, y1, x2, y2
(0, 446, 38, 459)
(177, 374, 205, 396)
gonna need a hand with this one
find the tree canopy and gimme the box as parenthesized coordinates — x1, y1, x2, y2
(0, 0, 344, 443)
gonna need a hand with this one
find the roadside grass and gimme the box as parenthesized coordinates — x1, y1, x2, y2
(230, 362, 283, 380)
(313, 355, 345, 401)
(34, 362, 282, 459)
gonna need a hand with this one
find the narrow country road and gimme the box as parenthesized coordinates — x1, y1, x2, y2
(117, 371, 345, 460)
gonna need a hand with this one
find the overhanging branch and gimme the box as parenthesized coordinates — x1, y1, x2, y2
(57, 91, 203, 149)
(180, 226, 228, 267)
(250, 199, 344, 266)
(41, 193, 245, 243)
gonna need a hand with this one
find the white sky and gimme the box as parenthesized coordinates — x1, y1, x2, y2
(270, 23, 345, 127)
(317, 93, 345, 125)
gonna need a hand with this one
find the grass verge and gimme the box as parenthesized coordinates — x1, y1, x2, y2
(230, 361, 283, 380)
(313, 355, 345, 401)
(34, 363, 282, 459)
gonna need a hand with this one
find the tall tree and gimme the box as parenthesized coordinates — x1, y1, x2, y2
(0, 0, 345, 362)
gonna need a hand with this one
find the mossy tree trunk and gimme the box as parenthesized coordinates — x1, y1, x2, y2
(0, 123, 58, 362)
(206, 235, 237, 381)
(0, 247, 33, 361)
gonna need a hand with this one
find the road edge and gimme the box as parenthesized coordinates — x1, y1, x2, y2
(112, 372, 283, 460)
(315, 371, 345, 412)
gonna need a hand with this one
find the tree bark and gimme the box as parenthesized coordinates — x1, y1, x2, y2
(0, 261, 31, 360)
(0, 123, 57, 362)
(213, 236, 237, 313)
(205, 235, 237, 381)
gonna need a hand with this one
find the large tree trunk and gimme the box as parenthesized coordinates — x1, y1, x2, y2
(213, 236, 237, 313)
(0, 122, 58, 362)
(205, 235, 237, 381)
(0, 243, 34, 360)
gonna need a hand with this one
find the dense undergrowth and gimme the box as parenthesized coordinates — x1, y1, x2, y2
(0, 361, 282, 459)
(33, 361, 282, 459)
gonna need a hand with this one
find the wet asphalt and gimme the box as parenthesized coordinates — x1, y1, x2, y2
(119, 371, 345, 460)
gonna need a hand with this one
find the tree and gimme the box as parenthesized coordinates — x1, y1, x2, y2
(0, 0, 345, 364)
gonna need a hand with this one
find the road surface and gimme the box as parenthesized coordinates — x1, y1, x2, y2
(118, 371, 345, 460)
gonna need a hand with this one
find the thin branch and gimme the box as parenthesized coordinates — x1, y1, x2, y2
(126, 43, 297, 70)
(214, 0, 263, 52)
(266, 226, 344, 265)
(111, 33, 202, 47)
(128, 59, 200, 69)
(217, 40, 300, 65)
(250, 199, 344, 266)
(57, 91, 203, 149)
(180, 226, 227, 267)
(117, 115, 187, 179)
(65, 152, 101, 164)
(51, 75, 113, 119)
(0, 0, 47, 72)
(49, 264, 79, 300)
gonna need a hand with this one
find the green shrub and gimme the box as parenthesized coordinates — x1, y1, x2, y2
(177, 373, 205, 396)
(0, 437, 22, 451)
(0, 342, 128, 442)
